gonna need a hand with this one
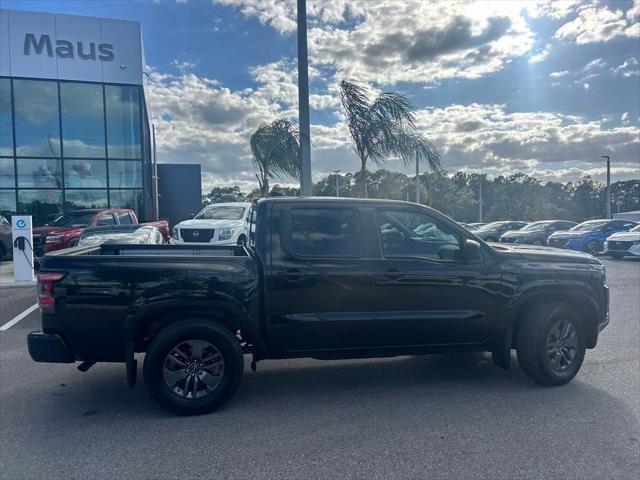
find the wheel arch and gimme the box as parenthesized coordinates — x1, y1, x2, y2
(510, 289, 600, 349)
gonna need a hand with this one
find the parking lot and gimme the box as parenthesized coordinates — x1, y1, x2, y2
(0, 258, 638, 479)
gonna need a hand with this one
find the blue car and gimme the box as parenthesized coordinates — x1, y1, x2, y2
(547, 219, 638, 256)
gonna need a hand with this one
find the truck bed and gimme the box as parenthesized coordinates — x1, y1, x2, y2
(37, 243, 259, 362)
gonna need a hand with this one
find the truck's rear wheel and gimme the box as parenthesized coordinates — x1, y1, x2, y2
(143, 319, 243, 415)
(516, 304, 585, 386)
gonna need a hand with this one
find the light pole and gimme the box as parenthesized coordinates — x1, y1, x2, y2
(478, 180, 483, 223)
(602, 155, 611, 219)
(415, 153, 420, 204)
(297, 0, 312, 196)
(333, 170, 341, 197)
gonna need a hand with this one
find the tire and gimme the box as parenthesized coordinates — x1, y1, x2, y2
(586, 240, 600, 256)
(236, 235, 247, 246)
(516, 303, 585, 386)
(143, 319, 243, 415)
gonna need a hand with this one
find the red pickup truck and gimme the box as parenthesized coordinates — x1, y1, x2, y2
(33, 209, 169, 256)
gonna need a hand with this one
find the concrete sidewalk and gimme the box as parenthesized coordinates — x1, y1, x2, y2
(0, 261, 36, 288)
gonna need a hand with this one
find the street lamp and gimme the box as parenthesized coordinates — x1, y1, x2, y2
(333, 170, 341, 197)
(602, 155, 611, 219)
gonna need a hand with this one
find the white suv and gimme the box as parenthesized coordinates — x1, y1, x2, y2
(172, 202, 251, 246)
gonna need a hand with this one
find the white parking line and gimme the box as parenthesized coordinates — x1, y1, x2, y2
(0, 304, 39, 331)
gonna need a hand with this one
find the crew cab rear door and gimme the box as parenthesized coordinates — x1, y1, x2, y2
(267, 203, 377, 352)
(370, 207, 500, 345)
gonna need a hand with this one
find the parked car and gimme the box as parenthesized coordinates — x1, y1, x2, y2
(32, 209, 169, 256)
(500, 220, 577, 246)
(603, 224, 640, 259)
(172, 202, 251, 246)
(473, 221, 529, 242)
(547, 219, 638, 256)
(0, 215, 11, 261)
(78, 225, 166, 247)
(466, 223, 486, 230)
(29, 198, 608, 415)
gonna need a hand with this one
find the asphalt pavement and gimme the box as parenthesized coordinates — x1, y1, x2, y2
(0, 259, 638, 479)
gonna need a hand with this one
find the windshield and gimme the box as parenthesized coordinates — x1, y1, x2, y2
(476, 221, 508, 232)
(520, 221, 553, 232)
(79, 228, 151, 246)
(570, 221, 609, 232)
(196, 206, 245, 220)
(50, 212, 96, 227)
(631, 225, 640, 232)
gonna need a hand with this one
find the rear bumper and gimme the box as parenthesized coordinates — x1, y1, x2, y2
(28, 331, 75, 363)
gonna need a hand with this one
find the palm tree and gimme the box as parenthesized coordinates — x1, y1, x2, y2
(339, 80, 441, 198)
(250, 119, 301, 197)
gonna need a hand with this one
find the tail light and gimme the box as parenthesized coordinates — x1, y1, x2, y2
(37, 272, 65, 314)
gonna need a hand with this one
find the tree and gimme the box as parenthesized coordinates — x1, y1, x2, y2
(250, 119, 301, 197)
(339, 80, 441, 198)
(202, 186, 246, 207)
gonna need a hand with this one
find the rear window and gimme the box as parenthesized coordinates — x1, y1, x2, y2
(286, 207, 361, 257)
(118, 212, 133, 225)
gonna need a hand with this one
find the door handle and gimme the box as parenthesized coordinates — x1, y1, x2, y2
(379, 269, 403, 281)
(282, 268, 304, 282)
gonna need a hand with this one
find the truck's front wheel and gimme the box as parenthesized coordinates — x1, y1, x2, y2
(516, 304, 585, 386)
(143, 320, 243, 415)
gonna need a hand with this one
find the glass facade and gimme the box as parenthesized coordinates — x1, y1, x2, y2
(0, 77, 150, 225)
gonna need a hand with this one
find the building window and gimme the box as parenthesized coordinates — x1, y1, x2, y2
(0, 158, 15, 188)
(17, 189, 63, 225)
(110, 189, 142, 212)
(0, 79, 13, 156)
(17, 158, 62, 188)
(60, 82, 106, 158)
(106, 85, 141, 159)
(0, 190, 16, 216)
(13, 80, 61, 157)
(64, 189, 108, 210)
(64, 159, 107, 188)
(109, 160, 142, 188)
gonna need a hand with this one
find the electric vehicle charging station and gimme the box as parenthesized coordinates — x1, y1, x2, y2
(11, 215, 35, 282)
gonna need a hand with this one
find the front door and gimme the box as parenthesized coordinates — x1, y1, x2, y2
(267, 204, 377, 352)
(370, 208, 501, 346)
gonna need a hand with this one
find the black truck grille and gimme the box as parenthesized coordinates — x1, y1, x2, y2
(607, 240, 634, 251)
(180, 228, 214, 243)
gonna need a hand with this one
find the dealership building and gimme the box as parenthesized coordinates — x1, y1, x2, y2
(0, 8, 157, 225)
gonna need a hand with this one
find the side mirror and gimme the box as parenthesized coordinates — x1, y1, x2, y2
(463, 239, 482, 262)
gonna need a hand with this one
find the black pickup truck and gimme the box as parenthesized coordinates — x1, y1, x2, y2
(28, 198, 609, 415)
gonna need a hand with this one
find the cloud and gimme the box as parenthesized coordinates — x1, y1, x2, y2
(554, 3, 640, 44)
(529, 44, 551, 63)
(549, 70, 569, 78)
(611, 56, 640, 77)
(218, 0, 536, 85)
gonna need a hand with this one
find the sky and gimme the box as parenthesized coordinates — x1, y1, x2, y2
(4, 0, 640, 191)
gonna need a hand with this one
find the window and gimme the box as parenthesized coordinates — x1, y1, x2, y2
(64, 190, 108, 210)
(377, 210, 462, 261)
(196, 205, 246, 220)
(17, 158, 62, 188)
(17, 190, 63, 225)
(60, 83, 106, 158)
(0, 79, 13, 156)
(287, 208, 361, 257)
(13, 80, 61, 157)
(96, 214, 116, 226)
(0, 190, 16, 216)
(118, 212, 133, 225)
(0, 158, 15, 188)
(110, 189, 143, 213)
(63, 158, 108, 188)
(105, 85, 141, 159)
(108, 160, 142, 188)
